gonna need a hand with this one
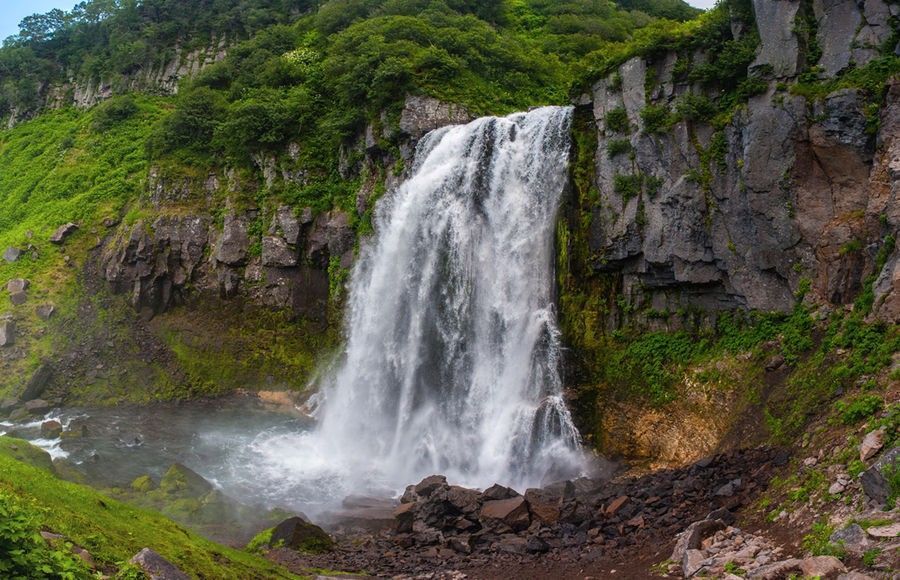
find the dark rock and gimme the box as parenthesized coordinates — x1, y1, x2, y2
(35, 304, 55, 320)
(129, 548, 190, 580)
(21, 364, 53, 401)
(261, 236, 297, 267)
(0, 319, 14, 347)
(482, 484, 519, 501)
(493, 534, 528, 555)
(526, 535, 550, 554)
(40, 420, 62, 438)
(604, 495, 629, 515)
(479, 496, 531, 532)
(24, 399, 51, 415)
(270, 206, 302, 245)
(393, 502, 417, 533)
(3, 247, 21, 262)
(9, 292, 26, 305)
(447, 534, 473, 554)
(750, 0, 801, 77)
(269, 516, 334, 553)
(828, 523, 870, 555)
(49, 223, 78, 244)
(414, 475, 448, 497)
(216, 213, 250, 266)
(307, 210, 354, 268)
(765, 354, 785, 371)
(446, 485, 481, 515)
(860, 447, 900, 506)
(524, 487, 563, 525)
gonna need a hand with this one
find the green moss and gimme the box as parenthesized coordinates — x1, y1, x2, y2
(130, 475, 155, 493)
(246, 527, 275, 553)
(0, 441, 294, 578)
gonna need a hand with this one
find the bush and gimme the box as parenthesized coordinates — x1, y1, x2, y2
(675, 93, 716, 122)
(835, 395, 884, 425)
(640, 103, 675, 133)
(605, 106, 630, 133)
(606, 138, 632, 157)
(92, 95, 138, 132)
(613, 173, 642, 200)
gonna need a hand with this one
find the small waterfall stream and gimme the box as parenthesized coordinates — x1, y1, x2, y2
(308, 105, 584, 494)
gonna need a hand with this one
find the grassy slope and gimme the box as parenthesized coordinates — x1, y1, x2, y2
(0, 437, 296, 579)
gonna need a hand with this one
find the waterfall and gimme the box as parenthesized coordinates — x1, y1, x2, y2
(235, 106, 584, 509)
(315, 105, 583, 491)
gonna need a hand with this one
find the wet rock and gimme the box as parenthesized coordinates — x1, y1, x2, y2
(49, 223, 78, 244)
(24, 399, 51, 414)
(40, 420, 62, 438)
(270, 516, 334, 553)
(35, 304, 55, 320)
(860, 447, 900, 506)
(159, 463, 214, 497)
(3, 247, 21, 262)
(859, 427, 886, 461)
(129, 548, 190, 580)
(479, 496, 530, 532)
(21, 364, 53, 401)
(798, 555, 846, 578)
(0, 319, 14, 347)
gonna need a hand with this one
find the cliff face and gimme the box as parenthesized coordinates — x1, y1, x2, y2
(571, 0, 899, 329)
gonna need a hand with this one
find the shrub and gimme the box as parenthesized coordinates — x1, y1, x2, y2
(613, 173, 642, 200)
(606, 138, 632, 158)
(92, 95, 138, 132)
(640, 103, 674, 133)
(675, 93, 716, 122)
(834, 395, 883, 425)
(605, 106, 630, 133)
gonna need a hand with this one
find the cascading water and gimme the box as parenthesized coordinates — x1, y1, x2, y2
(236, 106, 584, 510)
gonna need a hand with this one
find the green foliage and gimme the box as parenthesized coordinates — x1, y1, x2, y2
(604, 332, 706, 405)
(834, 395, 883, 425)
(605, 106, 630, 133)
(862, 548, 881, 567)
(0, 489, 91, 579)
(640, 103, 675, 133)
(606, 138, 632, 158)
(802, 520, 846, 559)
(884, 459, 900, 508)
(675, 93, 715, 122)
(613, 173, 642, 200)
(245, 527, 274, 553)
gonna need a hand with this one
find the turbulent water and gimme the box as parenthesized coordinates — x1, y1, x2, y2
(297, 105, 584, 496)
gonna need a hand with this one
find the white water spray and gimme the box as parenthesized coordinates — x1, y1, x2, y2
(239, 106, 584, 508)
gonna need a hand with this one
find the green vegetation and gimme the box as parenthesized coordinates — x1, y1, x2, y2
(606, 138, 632, 158)
(0, 438, 294, 578)
(801, 520, 846, 559)
(604, 106, 630, 133)
(639, 103, 675, 133)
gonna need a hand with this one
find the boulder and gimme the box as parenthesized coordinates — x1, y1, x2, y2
(159, 463, 214, 497)
(129, 548, 189, 580)
(671, 519, 727, 562)
(860, 447, 900, 506)
(479, 496, 530, 532)
(414, 474, 448, 497)
(0, 320, 14, 347)
(7, 278, 29, 294)
(35, 304, 55, 321)
(393, 501, 416, 533)
(747, 559, 802, 579)
(482, 484, 519, 501)
(3, 247, 21, 262)
(682, 548, 707, 577)
(446, 485, 481, 515)
(828, 524, 871, 556)
(860, 427, 886, 461)
(798, 555, 846, 578)
(24, 399, 51, 414)
(21, 364, 53, 401)
(524, 487, 563, 525)
(525, 535, 550, 554)
(40, 420, 62, 438)
(49, 223, 78, 244)
(865, 522, 900, 538)
(10, 292, 26, 305)
(269, 516, 334, 553)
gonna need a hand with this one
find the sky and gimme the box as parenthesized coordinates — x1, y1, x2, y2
(1, 0, 720, 43)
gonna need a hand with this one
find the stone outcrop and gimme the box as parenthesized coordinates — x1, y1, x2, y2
(398, 95, 472, 140)
(578, 3, 900, 329)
